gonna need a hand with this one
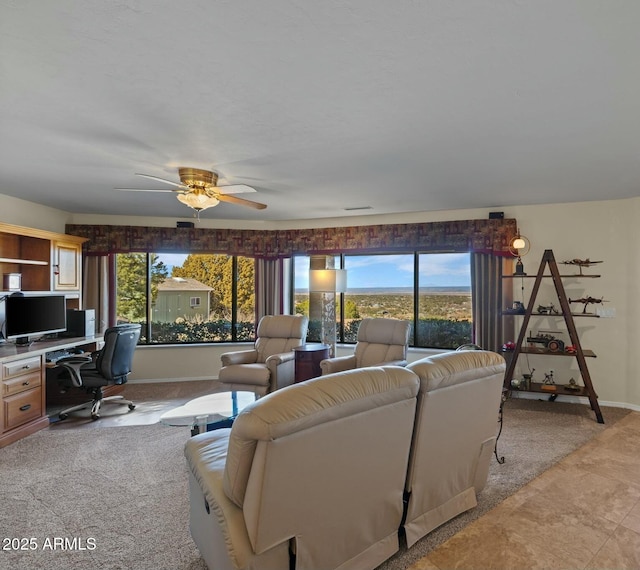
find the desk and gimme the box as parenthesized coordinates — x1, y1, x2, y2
(0, 336, 101, 447)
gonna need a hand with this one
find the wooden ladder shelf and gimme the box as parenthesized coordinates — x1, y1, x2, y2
(504, 249, 604, 423)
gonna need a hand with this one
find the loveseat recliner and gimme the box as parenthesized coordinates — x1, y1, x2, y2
(185, 366, 419, 570)
(185, 349, 506, 570)
(402, 349, 506, 546)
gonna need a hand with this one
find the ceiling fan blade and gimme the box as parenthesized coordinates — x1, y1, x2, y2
(135, 173, 189, 189)
(216, 184, 257, 195)
(215, 193, 267, 210)
(116, 188, 175, 193)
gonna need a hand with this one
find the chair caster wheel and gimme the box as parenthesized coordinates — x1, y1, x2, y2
(91, 414, 100, 421)
(59, 413, 68, 420)
(128, 404, 136, 410)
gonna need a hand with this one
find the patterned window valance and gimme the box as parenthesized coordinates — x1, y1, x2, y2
(65, 218, 517, 258)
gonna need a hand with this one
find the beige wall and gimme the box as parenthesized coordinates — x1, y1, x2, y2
(1, 193, 638, 410)
(505, 201, 635, 409)
(0, 194, 73, 233)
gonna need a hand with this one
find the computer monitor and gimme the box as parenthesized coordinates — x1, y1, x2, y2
(5, 294, 67, 345)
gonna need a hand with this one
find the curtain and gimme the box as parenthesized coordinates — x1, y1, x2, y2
(471, 253, 512, 352)
(66, 218, 517, 258)
(255, 258, 289, 319)
(83, 254, 110, 335)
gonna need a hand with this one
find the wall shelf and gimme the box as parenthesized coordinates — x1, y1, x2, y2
(0, 257, 49, 266)
(503, 274, 601, 279)
(0, 222, 86, 296)
(509, 347, 597, 358)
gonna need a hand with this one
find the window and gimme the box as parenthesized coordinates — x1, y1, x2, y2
(342, 254, 414, 341)
(416, 253, 472, 348)
(292, 252, 472, 349)
(115, 253, 256, 344)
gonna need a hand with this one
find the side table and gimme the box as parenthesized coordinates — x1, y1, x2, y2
(293, 344, 330, 383)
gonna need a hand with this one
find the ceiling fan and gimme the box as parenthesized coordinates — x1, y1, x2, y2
(116, 167, 267, 215)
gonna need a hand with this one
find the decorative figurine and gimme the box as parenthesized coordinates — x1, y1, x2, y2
(521, 369, 535, 390)
(568, 296, 607, 314)
(561, 258, 603, 276)
(504, 302, 526, 315)
(537, 303, 560, 315)
(526, 331, 565, 352)
(564, 378, 581, 392)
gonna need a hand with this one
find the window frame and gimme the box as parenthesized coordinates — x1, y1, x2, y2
(291, 251, 473, 349)
(114, 252, 255, 345)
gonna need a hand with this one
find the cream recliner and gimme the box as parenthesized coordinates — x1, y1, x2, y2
(319, 317, 410, 375)
(402, 349, 506, 547)
(218, 314, 308, 396)
(184, 366, 420, 570)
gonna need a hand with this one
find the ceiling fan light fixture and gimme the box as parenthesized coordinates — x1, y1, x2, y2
(177, 191, 219, 212)
(122, 167, 267, 213)
(178, 167, 217, 188)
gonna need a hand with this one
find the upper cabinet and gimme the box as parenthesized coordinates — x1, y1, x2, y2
(0, 223, 86, 304)
(53, 239, 82, 291)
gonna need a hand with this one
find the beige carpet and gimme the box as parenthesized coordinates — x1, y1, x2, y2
(0, 422, 207, 570)
(0, 397, 630, 570)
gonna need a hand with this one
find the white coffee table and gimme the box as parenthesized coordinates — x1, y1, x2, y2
(160, 391, 256, 434)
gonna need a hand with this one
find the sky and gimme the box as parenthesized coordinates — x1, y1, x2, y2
(347, 253, 470, 289)
(157, 253, 188, 273)
(157, 252, 471, 290)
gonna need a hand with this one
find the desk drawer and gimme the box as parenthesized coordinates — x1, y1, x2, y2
(4, 388, 43, 430)
(3, 370, 42, 397)
(3, 357, 42, 380)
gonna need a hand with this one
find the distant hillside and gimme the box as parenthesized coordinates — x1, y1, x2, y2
(295, 286, 471, 295)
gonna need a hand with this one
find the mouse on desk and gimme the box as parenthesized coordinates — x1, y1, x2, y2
(70, 347, 85, 354)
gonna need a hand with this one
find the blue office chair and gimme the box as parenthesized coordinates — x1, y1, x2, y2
(56, 324, 141, 421)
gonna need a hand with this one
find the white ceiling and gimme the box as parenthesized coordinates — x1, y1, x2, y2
(1, 1, 639, 222)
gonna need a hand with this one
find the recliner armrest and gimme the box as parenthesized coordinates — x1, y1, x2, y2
(265, 351, 296, 390)
(319, 354, 357, 375)
(220, 349, 259, 366)
(265, 351, 295, 366)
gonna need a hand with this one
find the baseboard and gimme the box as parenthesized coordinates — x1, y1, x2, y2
(509, 390, 640, 412)
(127, 376, 220, 384)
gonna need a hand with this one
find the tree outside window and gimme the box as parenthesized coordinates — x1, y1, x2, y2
(115, 253, 255, 344)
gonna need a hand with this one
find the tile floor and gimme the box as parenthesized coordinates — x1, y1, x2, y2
(409, 411, 640, 570)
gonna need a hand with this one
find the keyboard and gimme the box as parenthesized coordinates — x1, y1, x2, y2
(45, 350, 75, 363)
